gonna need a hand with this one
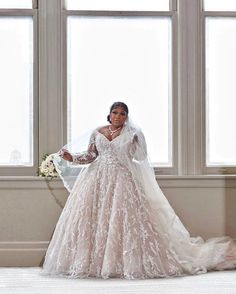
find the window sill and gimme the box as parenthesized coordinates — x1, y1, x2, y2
(0, 175, 236, 188)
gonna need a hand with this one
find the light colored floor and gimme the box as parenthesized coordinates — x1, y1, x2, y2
(0, 267, 236, 294)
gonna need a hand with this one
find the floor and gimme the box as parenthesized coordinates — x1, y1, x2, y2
(0, 267, 236, 294)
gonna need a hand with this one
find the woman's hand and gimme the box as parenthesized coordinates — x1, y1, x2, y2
(132, 133, 138, 144)
(58, 148, 73, 162)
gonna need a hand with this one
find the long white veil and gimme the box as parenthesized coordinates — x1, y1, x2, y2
(52, 117, 236, 274)
(51, 127, 96, 192)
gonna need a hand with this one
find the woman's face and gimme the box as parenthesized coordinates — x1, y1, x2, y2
(110, 106, 127, 128)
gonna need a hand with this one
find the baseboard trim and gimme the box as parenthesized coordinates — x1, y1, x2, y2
(0, 241, 49, 249)
(0, 242, 49, 266)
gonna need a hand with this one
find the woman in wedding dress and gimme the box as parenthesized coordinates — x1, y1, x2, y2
(40, 101, 236, 279)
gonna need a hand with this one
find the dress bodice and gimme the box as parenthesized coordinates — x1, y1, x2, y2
(72, 127, 147, 165)
(95, 131, 133, 164)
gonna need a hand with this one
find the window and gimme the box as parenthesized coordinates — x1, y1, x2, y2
(3, 0, 235, 177)
(0, 0, 32, 9)
(65, 1, 177, 171)
(204, 0, 236, 11)
(0, 1, 37, 175)
(203, 1, 236, 173)
(66, 0, 170, 11)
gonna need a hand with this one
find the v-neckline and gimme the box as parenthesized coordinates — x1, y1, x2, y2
(96, 129, 123, 143)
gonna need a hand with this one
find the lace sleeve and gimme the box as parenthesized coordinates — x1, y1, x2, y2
(72, 132, 98, 165)
(130, 130, 147, 161)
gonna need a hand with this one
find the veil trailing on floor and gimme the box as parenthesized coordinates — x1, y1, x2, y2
(52, 117, 236, 275)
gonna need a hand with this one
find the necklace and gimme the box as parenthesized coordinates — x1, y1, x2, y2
(108, 125, 122, 136)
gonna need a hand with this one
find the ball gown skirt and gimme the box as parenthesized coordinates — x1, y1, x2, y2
(40, 129, 236, 279)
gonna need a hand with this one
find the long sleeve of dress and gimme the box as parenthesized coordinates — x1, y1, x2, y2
(130, 130, 147, 161)
(72, 132, 98, 165)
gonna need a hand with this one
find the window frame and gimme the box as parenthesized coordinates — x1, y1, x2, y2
(0, 1, 39, 176)
(62, 0, 179, 175)
(1, 0, 235, 178)
(201, 2, 236, 174)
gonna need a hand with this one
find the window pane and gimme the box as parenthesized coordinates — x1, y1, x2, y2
(66, 0, 170, 11)
(0, 0, 32, 8)
(204, 0, 236, 11)
(0, 17, 33, 166)
(205, 17, 236, 166)
(67, 16, 172, 166)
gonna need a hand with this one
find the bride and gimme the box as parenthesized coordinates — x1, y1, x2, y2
(40, 101, 236, 279)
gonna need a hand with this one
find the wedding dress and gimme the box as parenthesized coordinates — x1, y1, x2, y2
(40, 120, 236, 279)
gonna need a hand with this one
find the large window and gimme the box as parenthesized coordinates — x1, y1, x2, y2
(0, 0, 32, 9)
(0, 1, 37, 174)
(203, 1, 236, 173)
(65, 1, 177, 170)
(204, 0, 236, 11)
(66, 0, 170, 11)
(2, 0, 236, 177)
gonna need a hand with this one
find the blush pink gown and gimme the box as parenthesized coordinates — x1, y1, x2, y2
(40, 128, 236, 279)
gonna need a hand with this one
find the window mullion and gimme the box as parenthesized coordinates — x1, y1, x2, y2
(178, 0, 202, 175)
(32, 0, 38, 9)
(170, 0, 177, 11)
(38, 0, 64, 163)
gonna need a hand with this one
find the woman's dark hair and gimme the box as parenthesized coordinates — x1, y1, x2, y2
(107, 102, 129, 123)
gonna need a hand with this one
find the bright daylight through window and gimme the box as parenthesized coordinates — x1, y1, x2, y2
(67, 16, 173, 166)
(0, 17, 33, 166)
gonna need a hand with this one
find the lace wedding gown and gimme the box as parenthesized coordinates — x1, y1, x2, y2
(41, 126, 236, 279)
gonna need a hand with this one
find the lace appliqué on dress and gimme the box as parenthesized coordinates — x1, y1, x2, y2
(72, 132, 98, 165)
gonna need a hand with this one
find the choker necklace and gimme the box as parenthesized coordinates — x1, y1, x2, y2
(108, 126, 122, 136)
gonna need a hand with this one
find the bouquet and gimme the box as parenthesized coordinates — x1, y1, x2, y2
(39, 153, 58, 179)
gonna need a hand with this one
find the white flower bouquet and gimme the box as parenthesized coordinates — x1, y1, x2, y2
(39, 153, 58, 179)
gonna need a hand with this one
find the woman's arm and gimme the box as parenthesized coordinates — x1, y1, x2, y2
(131, 130, 147, 161)
(72, 142, 98, 164)
(59, 132, 98, 165)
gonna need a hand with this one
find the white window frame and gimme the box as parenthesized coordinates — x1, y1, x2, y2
(176, 0, 204, 176)
(1, 0, 235, 178)
(0, 0, 38, 176)
(201, 0, 236, 174)
(62, 0, 179, 175)
(37, 0, 64, 171)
